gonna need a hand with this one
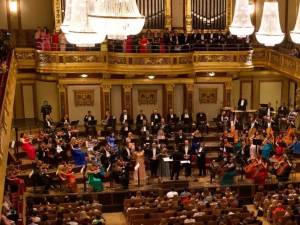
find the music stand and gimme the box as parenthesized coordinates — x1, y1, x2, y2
(70, 120, 79, 126)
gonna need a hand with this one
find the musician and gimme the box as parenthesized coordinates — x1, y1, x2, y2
(264, 102, 274, 117)
(159, 118, 169, 134)
(220, 157, 236, 186)
(217, 110, 229, 131)
(122, 142, 132, 162)
(175, 129, 185, 145)
(103, 110, 115, 131)
(84, 111, 95, 135)
(136, 110, 147, 132)
(278, 103, 289, 118)
(262, 116, 276, 131)
(147, 142, 160, 177)
(112, 158, 129, 189)
(120, 109, 131, 125)
(287, 110, 298, 128)
(274, 155, 292, 182)
(166, 108, 178, 128)
(41, 100, 52, 122)
(180, 140, 192, 177)
(196, 142, 206, 176)
(60, 114, 70, 126)
(181, 109, 193, 132)
(140, 119, 149, 135)
(196, 112, 208, 134)
(120, 121, 131, 139)
(237, 96, 248, 111)
(44, 115, 54, 130)
(170, 147, 183, 180)
(150, 109, 161, 125)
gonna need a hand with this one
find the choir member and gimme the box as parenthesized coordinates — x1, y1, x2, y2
(196, 143, 206, 176)
(170, 146, 182, 180)
(120, 109, 131, 125)
(237, 96, 248, 111)
(180, 140, 192, 177)
(147, 142, 160, 177)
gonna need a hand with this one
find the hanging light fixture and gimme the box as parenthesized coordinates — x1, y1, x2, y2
(229, 0, 254, 37)
(88, 0, 145, 40)
(60, 0, 72, 33)
(290, 1, 300, 44)
(256, 1, 284, 47)
(65, 0, 106, 47)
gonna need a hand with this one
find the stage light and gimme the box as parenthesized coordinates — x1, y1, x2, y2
(147, 75, 155, 80)
(80, 74, 88, 78)
(208, 72, 215, 77)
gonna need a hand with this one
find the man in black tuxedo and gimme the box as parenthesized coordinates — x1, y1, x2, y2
(136, 110, 147, 133)
(104, 110, 115, 131)
(122, 143, 132, 162)
(237, 97, 248, 111)
(181, 109, 193, 132)
(196, 143, 206, 176)
(120, 109, 131, 125)
(175, 129, 185, 145)
(166, 108, 178, 132)
(196, 112, 208, 134)
(264, 102, 274, 117)
(170, 147, 183, 180)
(84, 111, 95, 135)
(147, 142, 160, 177)
(278, 103, 289, 118)
(150, 109, 161, 134)
(180, 140, 192, 177)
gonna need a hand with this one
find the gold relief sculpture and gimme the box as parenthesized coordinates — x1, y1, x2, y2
(74, 90, 95, 107)
(138, 90, 157, 105)
(199, 88, 218, 104)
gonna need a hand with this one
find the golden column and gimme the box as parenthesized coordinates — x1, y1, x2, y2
(58, 84, 68, 118)
(122, 84, 133, 116)
(225, 82, 232, 107)
(164, 0, 172, 30)
(164, 84, 175, 115)
(185, 0, 192, 32)
(101, 84, 112, 118)
(53, 0, 63, 32)
(184, 84, 194, 113)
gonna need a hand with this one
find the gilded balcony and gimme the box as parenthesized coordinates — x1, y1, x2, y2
(15, 48, 254, 75)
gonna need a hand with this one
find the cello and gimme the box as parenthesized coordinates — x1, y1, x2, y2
(284, 126, 295, 146)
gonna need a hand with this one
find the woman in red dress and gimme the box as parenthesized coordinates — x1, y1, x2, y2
(51, 29, 59, 51)
(125, 35, 133, 53)
(20, 133, 36, 160)
(41, 27, 51, 51)
(139, 34, 149, 53)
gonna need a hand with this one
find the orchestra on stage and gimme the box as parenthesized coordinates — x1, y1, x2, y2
(13, 97, 300, 193)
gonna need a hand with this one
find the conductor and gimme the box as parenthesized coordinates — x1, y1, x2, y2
(237, 97, 248, 111)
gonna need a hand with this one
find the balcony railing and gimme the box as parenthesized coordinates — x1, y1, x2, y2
(15, 48, 254, 74)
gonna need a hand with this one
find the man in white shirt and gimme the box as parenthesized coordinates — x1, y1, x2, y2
(147, 142, 160, 177)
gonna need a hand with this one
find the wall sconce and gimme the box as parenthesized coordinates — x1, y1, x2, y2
(9, 0, 18, 13)
(147, 75, 155, 80)
(208, 72, 215, 77)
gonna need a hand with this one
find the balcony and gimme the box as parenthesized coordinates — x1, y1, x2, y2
(15, 48, 254, 75)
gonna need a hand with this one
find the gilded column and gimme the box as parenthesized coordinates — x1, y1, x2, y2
(101, 84, 111, 118)
(53, 0, 62, 32)
(226, 0, 233, 30)
(164, 0, 172, 30)
(295, 83, 300, 110)
(225, 82, 232, 107)
(58, 84, 68, 118)
(185, 0, 192, 32)
(164, 84, 175, 115)
(122, 84, 133, 116)
(184, 84, 194, 113)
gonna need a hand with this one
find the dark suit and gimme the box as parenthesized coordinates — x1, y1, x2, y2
(181, 113, 193, 132)
(238, 98, 248, 111)
(196, 146, 206, 176)
(166, 114, 179, 125)
(278, 106, 288, 118)
(175, 133, 185, 145)
(150, 113, 161, 125)
(122, 147, 131, 162)
(196, 112, 208, 133)
(264, 107, 274, 117)
(84, 115, 95, 135)
(147, 148, 160, 177)
(170, 150, 183, 180)
(120, 113, 131, 125)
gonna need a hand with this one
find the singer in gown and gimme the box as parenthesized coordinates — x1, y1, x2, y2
(133, 148, 147, 185)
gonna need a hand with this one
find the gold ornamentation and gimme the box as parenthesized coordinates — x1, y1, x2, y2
(53, 0, 62, 32)
(73, 90, 95, 107)
(138, 90, 157, 105)
(199, 88, 218, 104)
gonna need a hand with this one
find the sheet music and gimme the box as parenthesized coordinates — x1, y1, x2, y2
(163, 157, 173, 162)
(180, 160, 190, 164)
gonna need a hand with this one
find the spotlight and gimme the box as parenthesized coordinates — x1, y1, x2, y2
(208, 72, 215, 77)
(9, 0, 18, 13)
(80, 74, 88, 78)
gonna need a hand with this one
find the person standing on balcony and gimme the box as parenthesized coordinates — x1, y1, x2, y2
(139, 34, 149, 53)
(41, 27, 51, 51)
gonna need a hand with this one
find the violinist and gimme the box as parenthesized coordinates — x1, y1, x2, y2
(112, 158, 129, 189)
(180, 140, 192, 177)
(60, 114, 70, 126)
(273, 155, 292, 182)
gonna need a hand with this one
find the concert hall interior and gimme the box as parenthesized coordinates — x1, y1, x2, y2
(4, 0, 300, 225)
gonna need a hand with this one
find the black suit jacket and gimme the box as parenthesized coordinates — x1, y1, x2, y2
(238, 98, 248, 110)
(151, 113, 161, 125)
(181, 113, 193, 124)
(136, 113, 146, 125)
(147, 148, 161, 160)
(278, 106, 288, 117)
(84, 115, 95, 124)
(120, 113, 131, 124)
(122, 147, 131, 162)
(167, 114, 178, 124)
(196, 112, 207, 123)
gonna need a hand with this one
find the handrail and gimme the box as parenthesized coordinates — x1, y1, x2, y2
(0, 50, 17, 212)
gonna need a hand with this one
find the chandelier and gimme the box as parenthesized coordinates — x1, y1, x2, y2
(88, 0, 145, 40)
(290, 1, 300, 44)
(64, 0, 106, 47)
(60, 0, 72, 33)
(256, 1, 284, 47)
(229, 0, 254, 37)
